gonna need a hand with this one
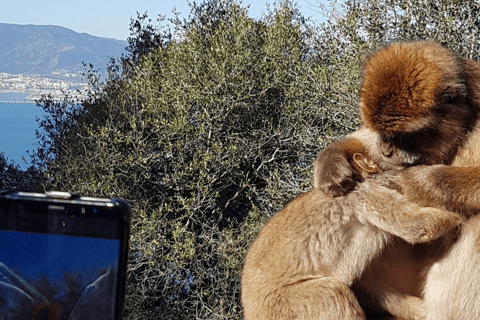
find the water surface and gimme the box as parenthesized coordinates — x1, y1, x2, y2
(0, 101, 42, 168)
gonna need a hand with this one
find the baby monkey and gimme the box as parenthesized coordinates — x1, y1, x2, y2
(241, 140, 462, 320)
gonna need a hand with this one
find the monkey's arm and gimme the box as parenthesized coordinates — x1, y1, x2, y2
(398, 165, 480, 216)
(352, 180, 463, 244)
(314, 136, 366, 197)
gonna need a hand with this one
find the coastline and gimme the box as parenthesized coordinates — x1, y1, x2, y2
(0, 92, 31, 103)
(0, 91, 88, 104)
(0, 100, 36, 104)
(0, 72, 90, 103)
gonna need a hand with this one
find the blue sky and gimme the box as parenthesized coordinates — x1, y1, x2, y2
(0, 0, 328, 40)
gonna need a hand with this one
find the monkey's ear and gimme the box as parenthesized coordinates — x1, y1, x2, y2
(359, 51, 374, 76)
(353, 153, 380, 174)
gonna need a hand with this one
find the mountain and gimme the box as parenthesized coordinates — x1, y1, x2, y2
(0, 23, 128, 78)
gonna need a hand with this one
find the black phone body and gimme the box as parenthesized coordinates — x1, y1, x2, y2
(0, 191, 131, 320)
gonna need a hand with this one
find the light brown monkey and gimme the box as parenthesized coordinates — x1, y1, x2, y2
(314, 41, 480, 319)
(241, 148, 462, 320)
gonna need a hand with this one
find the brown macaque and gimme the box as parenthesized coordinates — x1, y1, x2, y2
(241, 150, 462, 320)
(314, 41, 480, 319)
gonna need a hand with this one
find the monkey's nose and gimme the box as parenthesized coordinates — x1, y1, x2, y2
(380, 141, 394, 157)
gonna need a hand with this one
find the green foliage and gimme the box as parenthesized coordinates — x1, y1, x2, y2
(0, 152, 40, 192)
(29, 0, 480, 318)
(33, 1, 356, 318)
(322, 0, 480, 57)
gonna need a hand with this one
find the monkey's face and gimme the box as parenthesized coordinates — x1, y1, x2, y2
(358, 41, 471, 166)
(374, 105, 468, 166)
(378, 131, 441, 167)
(358, 127, 426, 171)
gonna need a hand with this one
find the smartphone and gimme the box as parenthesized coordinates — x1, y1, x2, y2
(0, 191, 131, 320)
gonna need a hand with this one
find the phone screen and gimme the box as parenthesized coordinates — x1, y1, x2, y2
(0, 193, 130, 320)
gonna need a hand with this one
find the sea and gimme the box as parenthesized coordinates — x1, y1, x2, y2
(0, 93, 43, 169)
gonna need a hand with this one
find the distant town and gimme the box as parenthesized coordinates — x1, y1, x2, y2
(0, 72, 90, 103)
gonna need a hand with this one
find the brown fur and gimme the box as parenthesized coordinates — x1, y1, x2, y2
(360, 42, 467, 138)
(314, 41, 480, 319)
(314, 126, 421, 197)
(241, 152, 462, 320)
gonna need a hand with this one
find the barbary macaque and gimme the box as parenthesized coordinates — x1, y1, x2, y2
(314, 41, 480, 319)
(241, 142, 462, 320)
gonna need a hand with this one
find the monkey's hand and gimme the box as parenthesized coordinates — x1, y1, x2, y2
(408, 206, 463, 244)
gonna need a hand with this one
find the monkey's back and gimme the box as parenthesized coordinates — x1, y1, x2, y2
(241, 188, 379, 320)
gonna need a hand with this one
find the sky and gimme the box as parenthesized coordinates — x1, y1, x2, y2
(0, 0, 328, 41)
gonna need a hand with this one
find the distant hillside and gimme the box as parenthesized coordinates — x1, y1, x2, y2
(0, 23, 127, 78)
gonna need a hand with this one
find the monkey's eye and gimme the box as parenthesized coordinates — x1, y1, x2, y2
(388, 133, 416, 153)
(382, 135, 394, 143)
(446, 95, 456, 104)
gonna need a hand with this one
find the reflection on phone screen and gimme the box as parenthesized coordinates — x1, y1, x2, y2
(0, 201, 123, 320)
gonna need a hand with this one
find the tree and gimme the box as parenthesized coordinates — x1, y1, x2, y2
(0, 152, 40, 192)
(318, 0, 480, 58)
(32, 1, 359, 318)
(30, 0, 480, 318)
